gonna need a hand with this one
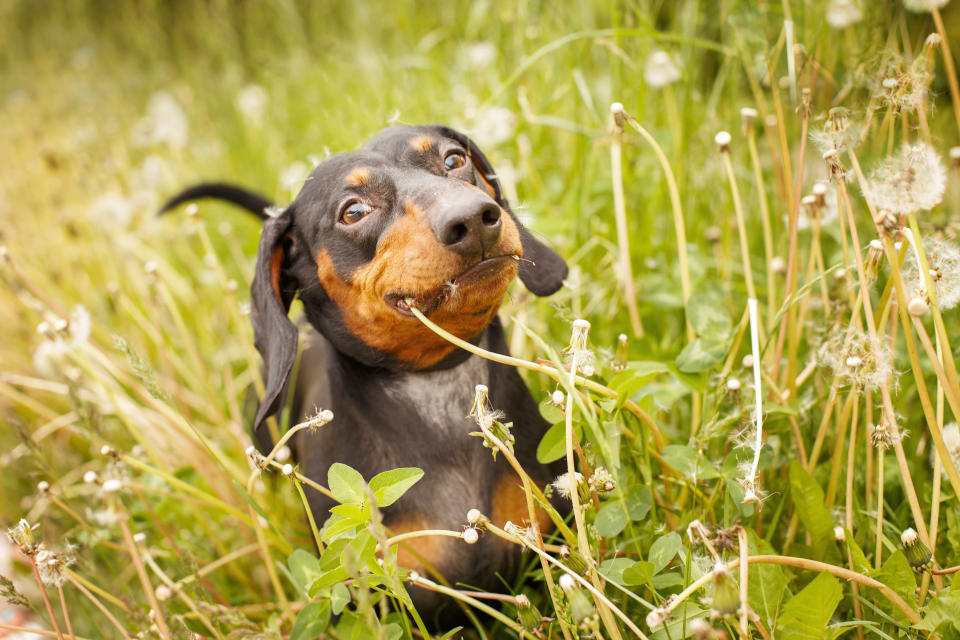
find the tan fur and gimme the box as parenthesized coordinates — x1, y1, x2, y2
(386, 517, 451, 574)
(491, 475, 553, 533)
(410, 136, 435, 152)
(314, 200, 522, 368)
(345, 166, 371, 186)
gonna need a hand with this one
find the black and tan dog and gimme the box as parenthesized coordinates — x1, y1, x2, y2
(163, 125, 567, 617)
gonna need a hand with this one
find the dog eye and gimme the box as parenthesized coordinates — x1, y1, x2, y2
(340, 201, 373, 225)
(444, 150, 468, 171)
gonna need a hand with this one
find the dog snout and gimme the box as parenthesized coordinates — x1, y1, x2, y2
(434, 198, 503, 257)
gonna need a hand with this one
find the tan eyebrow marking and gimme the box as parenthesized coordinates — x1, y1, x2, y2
(345, 166, 371, 186)
(410, 136, 435, 152)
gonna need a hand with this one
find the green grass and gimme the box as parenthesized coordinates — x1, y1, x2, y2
(3, 0, 960, 638)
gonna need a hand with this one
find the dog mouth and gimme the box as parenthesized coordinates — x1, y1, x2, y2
(385, 255, 518, 316)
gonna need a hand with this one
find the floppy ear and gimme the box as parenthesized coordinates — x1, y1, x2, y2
(250, 209, 299, 431)
(438, 126, 568, 296)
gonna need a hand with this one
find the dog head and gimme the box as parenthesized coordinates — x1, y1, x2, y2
(251, 125, 568, 429)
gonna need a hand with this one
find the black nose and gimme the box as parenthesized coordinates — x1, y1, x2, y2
(434, 199, 503, 257)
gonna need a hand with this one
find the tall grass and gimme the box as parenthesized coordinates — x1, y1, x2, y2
(3, 0, 960, 637)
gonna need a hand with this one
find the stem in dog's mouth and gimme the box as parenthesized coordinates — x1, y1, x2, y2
(386, 254, 520, 316)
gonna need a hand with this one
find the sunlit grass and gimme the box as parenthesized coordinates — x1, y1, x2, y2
(3, 0, 960, 637)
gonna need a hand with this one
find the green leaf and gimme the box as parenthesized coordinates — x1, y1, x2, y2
(624, 485, 652, 520)
(598, 558, 635, 584)
(536, 420, 582, 464)
(915, 591, 960, 632)
(661, 444, 719, 480)
(328, 463, 368, 505)
(369, 467, 424, 507)
(307, 567, 350, 596)
(287, 549, 323, 595)
(867, 551, 916, 625)
(686, 293, 732, 339)
(675, 337, 727, 373)
(789, 461, 839, 563)
(746, 532, 789, 629)
(777, 572, 842, 639)
(321, 512, 360, 541)
(648, 531, 682, 574)
(331, 582, 351, 614)
(622, 560, 655, 586)
(290, 600, 331, 640)
(594, 502, 628, 537)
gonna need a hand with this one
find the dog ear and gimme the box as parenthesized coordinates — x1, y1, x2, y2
(250, 209, 299, 431)
(438, 126, 568, 296)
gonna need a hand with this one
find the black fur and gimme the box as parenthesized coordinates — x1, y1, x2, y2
(164, 125, 568, 622)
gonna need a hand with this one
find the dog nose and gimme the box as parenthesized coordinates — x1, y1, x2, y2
(435, 200, 502, 256)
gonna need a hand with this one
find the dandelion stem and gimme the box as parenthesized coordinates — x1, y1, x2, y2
(293, 477, 324, 553)
(55, 583, 76, 640)
(931, 7, 960, 135)
(721, 147, 757, 302)
(875, 446, 885, 571)
(609, 106, 644, 338)
(29, 557, 65, 640)
(659, 555, 920, 625)
(746, 117, 777, 330)
(838, 151, 932, 555)
(409, 306, 665, 449)
(406, 574, 529, 635)
(117, 517, 172, 640)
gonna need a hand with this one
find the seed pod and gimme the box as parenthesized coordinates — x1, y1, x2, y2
(560, 547, 590, 575)
(901, 528, 932, 571)
(565, 586, 596, 625)
(709, 563, 740, 618)
(515, 594, 543, 631)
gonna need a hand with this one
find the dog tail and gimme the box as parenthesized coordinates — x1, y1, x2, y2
(159, 183, 274, 220)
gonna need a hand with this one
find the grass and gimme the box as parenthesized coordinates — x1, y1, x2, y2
(3, 0, 960, 637)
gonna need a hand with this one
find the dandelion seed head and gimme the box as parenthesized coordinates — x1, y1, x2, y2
(551, 472, 584, 499)
(742, 355, 754, 369)
(235, 84, 268, 125)
(37, 481, 49, 493)
(83, 471, 98, 484)
(35, 545, 71, 586)
(644, 50, 681, 88)
(867, 142, 946, 214)
(101, 479, 123, 493)
(938, 423, 960, 475)
(827, 0, 863, 27)
(646, 607, 669, 629)
(902, 237, 960, 310)
(155, 584, 173, 601)
(834, 526, 846, 541)
(714, 130, 732, 150)
(903, 0, 949, 12)
(818, 329, 893, 390)
(908, 296, 930, 316)
(133, 532, 146, 543)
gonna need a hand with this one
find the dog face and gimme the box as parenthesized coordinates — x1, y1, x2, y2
(251, 125, 568, 429)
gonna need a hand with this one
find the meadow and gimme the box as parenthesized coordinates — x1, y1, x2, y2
(2, 0, 960, 637)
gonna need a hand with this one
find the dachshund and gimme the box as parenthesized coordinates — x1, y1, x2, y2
(162, 125, 568, 620)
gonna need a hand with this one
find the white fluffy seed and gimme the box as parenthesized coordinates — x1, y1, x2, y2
(83, 471, 98, 484)
(552, 390, 565, 404)
(714, 130, 732, 147)
(726, 378, 741, 391)
(466, 508, 482, 524)
(462, 528, 479, 544)
(101, 479, 123, 493)
(558, 573, 576, 592)
(281, 464, 294, 476)
(908, 297, 930, 317)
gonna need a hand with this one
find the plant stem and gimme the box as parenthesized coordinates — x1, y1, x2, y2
(609, 106, 644, 338)
(30, 557, 65, 640)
